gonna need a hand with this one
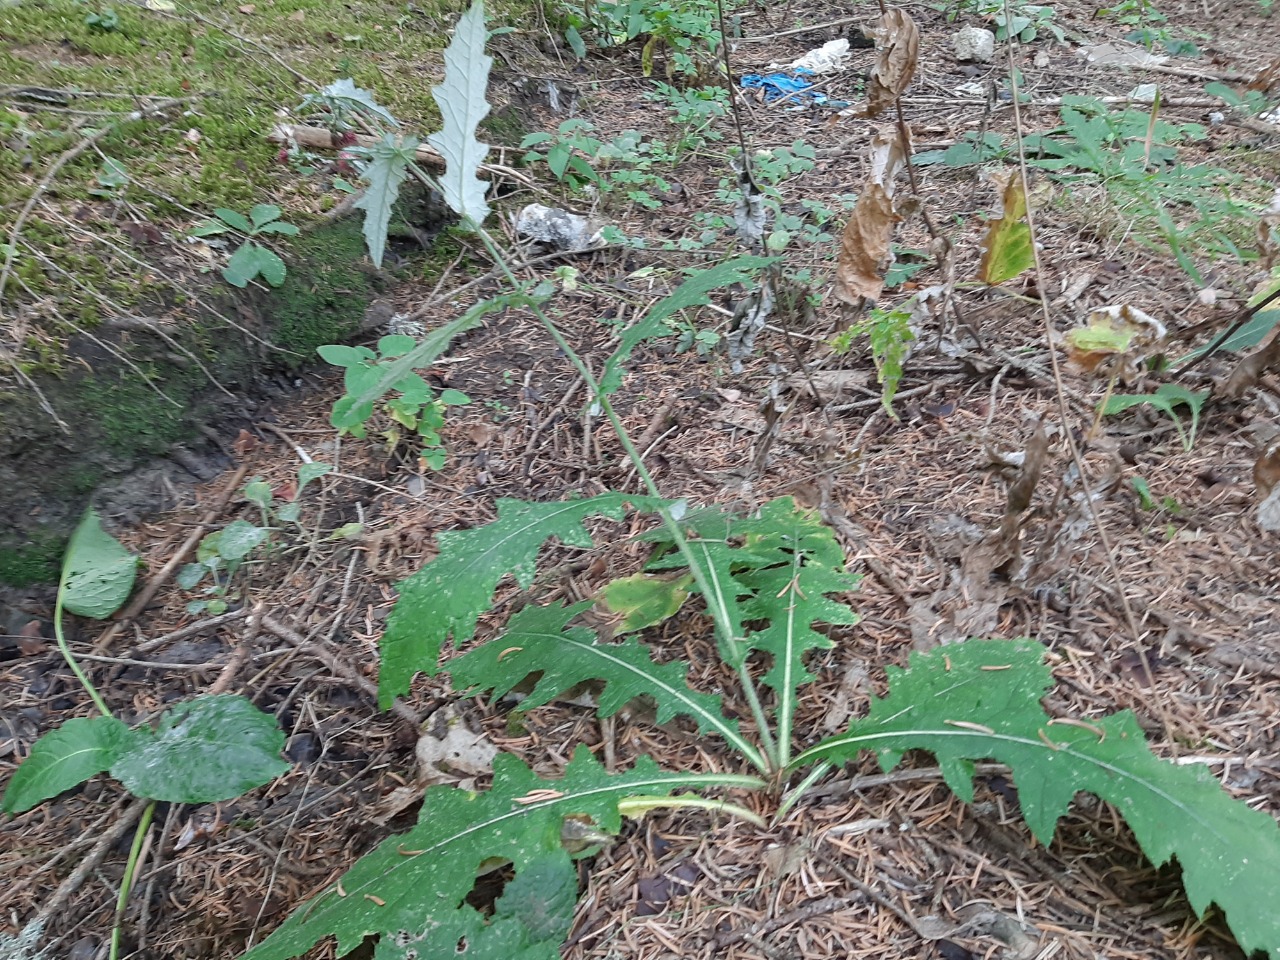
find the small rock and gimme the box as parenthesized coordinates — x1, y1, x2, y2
(952, 26, 995, 64)
(514, 203, 602, 252)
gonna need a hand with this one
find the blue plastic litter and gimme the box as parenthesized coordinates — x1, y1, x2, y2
(739, 68, 845, 107)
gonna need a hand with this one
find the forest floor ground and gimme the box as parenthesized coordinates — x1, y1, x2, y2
(3, 0, 1280, 958)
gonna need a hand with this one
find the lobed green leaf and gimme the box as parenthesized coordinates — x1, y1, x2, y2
(380, 493, 667, 707)
(426, 0, 493, 225)
(354, 134, 418, 269)
(449, 601, 754, 757)
(795, 640, 1280, 959)
(241, 748, 762, 960)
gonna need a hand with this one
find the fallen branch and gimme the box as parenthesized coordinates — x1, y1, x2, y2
(269, 124, 532, 185)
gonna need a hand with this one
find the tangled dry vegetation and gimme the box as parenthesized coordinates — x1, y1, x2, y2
(3, 0, 1280, 958)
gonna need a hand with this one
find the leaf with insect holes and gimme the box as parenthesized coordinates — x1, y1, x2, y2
(426, 0, 493, 225)
(61, 509, 138, 619)
(864, 8, 919, 118)
(796, 639, 1280, 960)
(240, 748, 762, 960)
(978, 174, 1035, 286)
(379, 493, 670, 708)
(2, 716, 141, 814)
(354, 133, 419, 269)
(449, 601, 753, 756)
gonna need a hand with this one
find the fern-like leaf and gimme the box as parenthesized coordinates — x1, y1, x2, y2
(644, 499, 858, 689)
(354, 133, 418, 268)
(795, 640, 1280, 959)
(733, 499, 860, 764)
(449, 601, 763, 767)
(426, 0, 492, 225)
(379, 493, 668, 707)
(241, 748, 761, 960)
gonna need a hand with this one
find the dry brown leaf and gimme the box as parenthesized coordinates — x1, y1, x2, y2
(415, 703, 498, 788)
(866, 124, 910, 187)
(1063, 303, 1167, 378)
(834, 182, 899, 305)
(864, 8, 920, 118)
(232, 428, 258, 459)
(1249, 56, 1280, 93)
(834, 127, 908, 306)
(1006, 421, 1048, 516)
(787, 368, 873, 401)
(1254, 443, 1280, 500)
(1257, 442, 1280, 532)
(1221, 334, 1280, 399)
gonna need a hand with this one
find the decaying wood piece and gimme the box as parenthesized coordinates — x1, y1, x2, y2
(270, 123, 447, 167)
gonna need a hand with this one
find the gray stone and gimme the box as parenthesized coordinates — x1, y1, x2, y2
(514, 204, 602, 252)
(953, 26, 996, 63)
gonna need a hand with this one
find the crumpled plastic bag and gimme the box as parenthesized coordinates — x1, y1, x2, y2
(739, 68, 845, 107)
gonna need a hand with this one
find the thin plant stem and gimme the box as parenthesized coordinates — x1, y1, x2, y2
(774, 761, 831, 822)
(54, 575, 111, 719)
(618, 793, 769, 828)
(470, 223, 780, 773)
(109, 799, 156, 960)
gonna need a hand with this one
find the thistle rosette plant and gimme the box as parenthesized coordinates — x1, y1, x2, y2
(248, 5, 1280, 959)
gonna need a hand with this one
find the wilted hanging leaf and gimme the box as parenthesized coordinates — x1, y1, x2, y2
(1256, 443, 1280, 532)
(999, 420, 1048, 544)
(866, 123, 911, 186)
(834, 128, 907, 306)
(1064, 303, 1167, 379)
(978, 174, 1034, 286)
(864, 9, 920, 118)
(1221, 334, 1280, 399)
(835, 184, 900, 305)
(1249, 56, 1280, 93)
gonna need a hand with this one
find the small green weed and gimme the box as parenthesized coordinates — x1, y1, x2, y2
(1102, 383, 1209, 451)
(178, 464, 338, 614)
(320, 336, 471, 470)
(190, 204, 298, 288)
(944, 0, 1064, 42)
(83, 6, 120, 31)
(578, 0, 726, 76)
(831, 305, 916, 415)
